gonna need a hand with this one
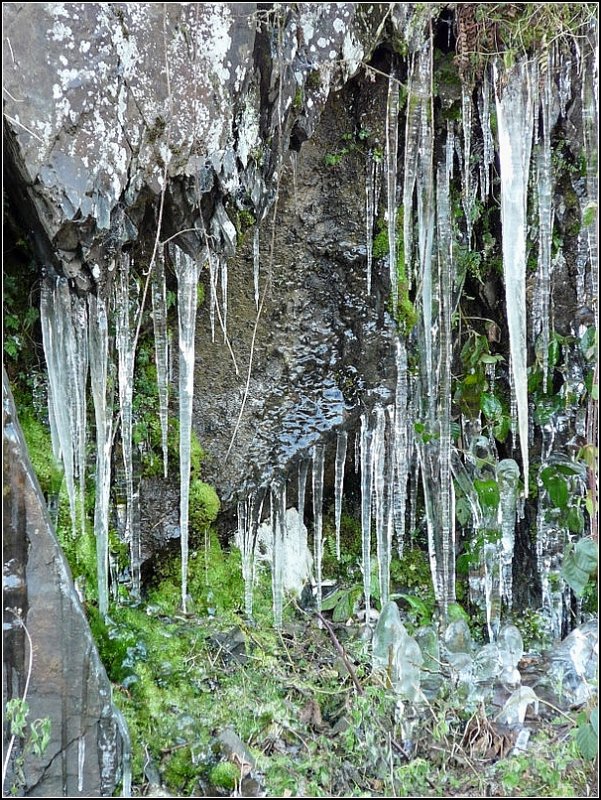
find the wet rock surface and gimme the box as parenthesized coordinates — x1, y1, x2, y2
(2, 370, 125, 797)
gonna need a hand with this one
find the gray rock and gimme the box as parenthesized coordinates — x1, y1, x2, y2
(3, 369, 126, 797)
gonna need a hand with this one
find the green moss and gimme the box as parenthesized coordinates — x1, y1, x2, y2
(163, 746, 196, 792)
(210, 762, 239, 790)
(292, 86, 304, 111)
(306, 69, 321, 91)
(189, 479, 221, 530)
(19, 409, 63, 497)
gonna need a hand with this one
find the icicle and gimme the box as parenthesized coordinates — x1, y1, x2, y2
(385, 72, 400, 317)
(312, 444, 325, 614)
(461, 84, 479, 246)
(40, 276, 88, 539)
(253, 228, 260, 309)
(495, 58, 535, 497)
(334, 430, 348, 559)
(78, 736, 85, 792)
(372, 408, 389, 606)
(418, 439, 443, 609)
(360, 414, 374, 620)
(271, 478, 287, 628)
(437, 124, 456, 611)
(478, 69, 494, 201)
(151, 248, 170, 478)
(88, 295, 113, 617)
(115, 254, 140, 597)
(403, 53, 420, 287)
(393, 338, 409, 555)
(220, 256, 228, 341)
(581, 34, 598, 316)
(533, 52, 555, 392)
(172, 244, 201, 613)
(354, 429, 360, 474)
(365, 154, 382, 295)
(297, 457, 309, 536)
(208, 251, 217, 342)
(236, 490, 265, 618)
(498, 459, 520, 610)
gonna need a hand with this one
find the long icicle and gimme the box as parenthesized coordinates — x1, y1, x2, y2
(88, 295, 113, 617)
(312, 444, 325, 614)
(385, 71, 400, 318)
(172, 244, 201, 613)
(151, 247, 170, 477)
(334, 430, 348, 559)
(115, 253, 140, 597)
(271, 478, 286, 629)
(360, 413, 374, 621)
(437, 122, 456, 611)
(495, 58, 535, 497)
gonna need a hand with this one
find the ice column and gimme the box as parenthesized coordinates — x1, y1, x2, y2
(312, 444, 325, 614)
(334, 430, 348, 559)
(495, 58, 535, 497)
(151, 248, 170, 477)
(172, 245, 201, 613)
(88, 295, 113, 617)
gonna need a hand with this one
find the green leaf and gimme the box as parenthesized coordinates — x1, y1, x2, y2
(566, 506, 584, 534)
(540, 468, 569, 509)
(332, 587, 361, 623)
(399, 594, 432, 624)
(480, 392, 503, 420)
(455, 497, 472, 527)
(575, 717, 598, 760)
(561, 539, 598, 597)
(591, 707, 598, 738)
(474, 479, 500, 510)
(480, 353, 505, 365)
(493, 416, 510, 443)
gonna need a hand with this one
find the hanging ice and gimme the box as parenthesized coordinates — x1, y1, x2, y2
(497, 686, 539, 726)
(297, 457, 309, 539)
(365, 153, 381, 295)
(151, 249, 170, 478)
(393, 338, 410, 556)
(253, 228, 260, 309)
(385, 71, 400, 318)
(40, 276, 88, 538)
(372, 408, 390, 606)
(115, 253, 140, 598)
(236, 490, 264, 618)
(437, 124, 456, 612)
(360, 413, 374, 620)
(220, 255, 228, 341)
(271, 478, 287, 629)
(498, 459, 520, 610)
(312, 444, 325, 614)
(172, 244, 201, 613)
(208, 251, 218, 342)
(88, 295, 113, 617)
(532, 51, 555, 391)
(477, 70, 494, 201)
(334, 430, 348, 559)
(495, 58, 535, 497)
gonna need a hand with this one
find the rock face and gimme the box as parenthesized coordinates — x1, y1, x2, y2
(3, 370, 126, 797)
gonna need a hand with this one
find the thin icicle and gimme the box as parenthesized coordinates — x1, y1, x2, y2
(372, 407, 390, 607)
(40, 276, 88, 539)
(495, 58, 535, 497)
(498, 459, 520, 610)
(437, 124, 456, 611)
(88, 295, 113, 617)
(115, 253, 140, 597)
(365, 153, 382, 295)
(393, 338, 409, 556)
(172, 244, 201, 613)
(403, 52, 420, 287)
(533, 51, 555, 392)
(312, 444, 325, 614)
(208, 251, 218, 342)
(297, 457, 309, 537)
(478, 69, 494, 201)
(253, 228, 260, 309)
(271, 479, 287, 629)
(385, 71, 400, 317)
(360, 414, 374, 620)
(334, 431, 348, 559)
(220, 256, 228, 341)
(461, 84, 477, 246)
(151, 248, 170, 478)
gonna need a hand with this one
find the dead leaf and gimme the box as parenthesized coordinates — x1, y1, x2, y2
(299, 698, 323, 728)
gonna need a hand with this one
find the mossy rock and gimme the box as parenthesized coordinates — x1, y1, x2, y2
(210, 761, 239, 790)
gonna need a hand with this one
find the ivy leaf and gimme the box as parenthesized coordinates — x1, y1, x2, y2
(540, 468, 569, 508)
(456, 497, 472, 527)
(493, 416, 510, 443)
(474, 479, 500, 510)
(480, 392, 503, 420)
(575, 716, 598, 760)
(566, 506, 584, 534)
(561, 538, 598, 597)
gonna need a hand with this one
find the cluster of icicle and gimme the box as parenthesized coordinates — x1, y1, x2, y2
(38, 23, 597, 640)
(40, 243, 209, 617)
